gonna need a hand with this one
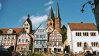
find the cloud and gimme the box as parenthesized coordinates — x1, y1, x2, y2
(45, 0, 54, 6)
(0, 3, 2, 9)
(22, 15, 48, 28)
(45, 0, 54, 11)
(45, 6, 51, 11)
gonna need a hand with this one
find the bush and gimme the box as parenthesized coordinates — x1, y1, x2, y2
(33, 52, 44, 56)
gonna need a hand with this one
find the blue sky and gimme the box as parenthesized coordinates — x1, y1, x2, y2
(0, 0, 95, 29)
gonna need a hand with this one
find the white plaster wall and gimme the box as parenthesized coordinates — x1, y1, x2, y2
(71, 30, 99, 53)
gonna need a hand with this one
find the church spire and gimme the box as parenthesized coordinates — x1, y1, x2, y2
(48, 7, 55, 20)
(56, 2, 60, 18)
(27, 14, 30, 19)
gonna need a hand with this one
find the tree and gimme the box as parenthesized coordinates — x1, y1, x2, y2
(61, 25, 67, 43)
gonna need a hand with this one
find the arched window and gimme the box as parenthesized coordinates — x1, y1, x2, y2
(84, 42, 87, 47)
(77, 42, 82, 47)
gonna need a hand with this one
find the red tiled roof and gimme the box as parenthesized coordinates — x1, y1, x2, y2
(0, 28, 23, 34)
(68, 23, 97, 30)
(13, 28, 23, 34)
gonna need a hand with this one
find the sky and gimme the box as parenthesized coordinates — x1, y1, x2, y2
(0, 0, 95, 29)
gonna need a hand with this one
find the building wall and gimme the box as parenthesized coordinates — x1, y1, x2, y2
(16, 33, 30, 52)
(23, 21, 31, 33)
(48, 29, 63, 52)
(67, 27, 99, 53)
(34, 26, 48, 51)
(55, 18, 61, 33)
(0, 35, 2, 46)
(2, 34, 16, 49)
(46, 19, 54, 33)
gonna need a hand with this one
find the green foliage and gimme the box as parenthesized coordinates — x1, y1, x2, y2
(61, 25, 67, 43)
(32, 52, 44, 56)
(27, 51, 33, 56)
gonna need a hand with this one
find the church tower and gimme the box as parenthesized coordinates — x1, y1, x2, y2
(46, 7, 55, 33)
(22, 14, 32, 33)
(55, 2, 61, 33)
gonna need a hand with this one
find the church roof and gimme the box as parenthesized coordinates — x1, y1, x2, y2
(68, 23, 97, 30)
(26, 14, 32, 27)
(0, 28, 23, 34)
(56, 2, 60, 18)
(48, 7, 55, 20)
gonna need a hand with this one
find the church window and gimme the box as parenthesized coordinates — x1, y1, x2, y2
(50, 23, 52, 26)
(26, 27, 28, 29)
(24, 24, 27, 26)
(27, 24, 28, 26)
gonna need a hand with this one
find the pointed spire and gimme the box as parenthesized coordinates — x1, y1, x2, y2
(27, 14, 30, 19)
(56, 2, 60, 18)
(48, 7, 55, 20)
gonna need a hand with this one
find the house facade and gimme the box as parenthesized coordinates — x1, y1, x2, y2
(48, 29, 63, 52)
(67, 23, 99, 54)
(34, 25, 48, 52)
(16, 32, 32, 55)
(0, 28, 22, 50)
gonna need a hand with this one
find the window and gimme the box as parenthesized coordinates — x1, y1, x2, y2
(50, 23, 52, 26)
(43, 41, 45, 43)
(18, 39, 21, 42)
(90, 32, 96, 36)
(83, 32, 89, 36)
(91, 42, 94, 47)
(36, 35, 39, 38)
(26, 27, 28, 29)
(38, 29, 44, 32)
(40, 41, 42, 44)
(8, 37, 10, 39)
(40, 35, 44, 38)
(76, 32, 81, 36)
(77, 42, 82, 47)
(26, 39, 28, 42)
(4, 37, 6, 39)
(22, 39, 24, 42)
(92, 42, 98, 47)
(27, 24, 28, 26)
(36, 41, 38, 44)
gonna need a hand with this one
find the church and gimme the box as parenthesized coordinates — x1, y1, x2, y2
(46, 3, 61, 33)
